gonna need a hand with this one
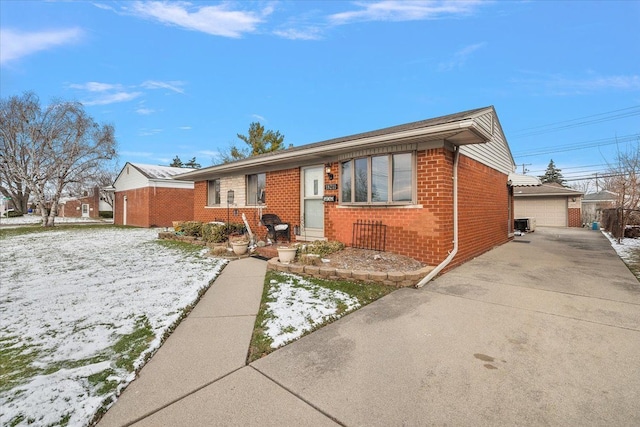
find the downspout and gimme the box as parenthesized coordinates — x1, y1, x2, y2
(415, 146, 460, 288)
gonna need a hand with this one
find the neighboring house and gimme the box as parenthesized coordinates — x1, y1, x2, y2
(177, 106, 517, 270)
(113, 163, 196, 227)
(514, 183, 583, 227)
(582, 190, 617, 225)
(58, 187, 101, 219)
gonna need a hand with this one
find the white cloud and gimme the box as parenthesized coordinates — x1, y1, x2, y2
(0, 28, 83, 66)
(83, 91, 143, 106)
(438, 42, 486, 71)
(251, 114, 266, 122)
(69, 82, 123, 92)
(329, 0, 485, 24)
(179, 126, 192, 130)
(141, 80, 186, 94)
(127, 1, 270, 38)
(274, 27, 323, 40)
(198, 150, 221, 157)
(138, 128, 163, 137)
(136, 107, 155, 115)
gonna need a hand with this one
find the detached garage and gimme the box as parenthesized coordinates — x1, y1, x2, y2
(514, 183, 583, 227)
(113, 163, 196, 228)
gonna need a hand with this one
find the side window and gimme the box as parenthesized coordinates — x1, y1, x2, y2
(207, 179, 220, 206)
(247, 173, 266, 205)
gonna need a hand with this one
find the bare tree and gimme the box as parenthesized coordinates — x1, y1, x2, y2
(569, 179, 594, 195)
(0, 92, 117, 226)
(606, 138, 640, 242)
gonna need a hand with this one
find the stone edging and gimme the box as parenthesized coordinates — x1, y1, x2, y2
(266, 258, 434, 288)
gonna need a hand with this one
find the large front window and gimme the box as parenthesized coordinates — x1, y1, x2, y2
(207, 179, 220, 206)
(341, 153, 413, 204)
(247, 173, 266, 205)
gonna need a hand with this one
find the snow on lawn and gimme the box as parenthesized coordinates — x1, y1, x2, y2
(603, 230, 640, 277)
(0, 215, 111, 226)
(264, 273, 361, 348)
(0, 227, 227, 427)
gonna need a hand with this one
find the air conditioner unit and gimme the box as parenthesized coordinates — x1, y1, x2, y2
(514, 217, 536, 232)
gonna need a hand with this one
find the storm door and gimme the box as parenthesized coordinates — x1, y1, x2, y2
(301, 166, 324, 239)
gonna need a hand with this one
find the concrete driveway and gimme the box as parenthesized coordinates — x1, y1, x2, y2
(124, 227, 640, 426)
(251, 227, 640, 426)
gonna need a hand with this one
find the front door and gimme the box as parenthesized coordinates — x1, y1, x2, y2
(81, 204, 90, 218)
(301, 166, 324, 240)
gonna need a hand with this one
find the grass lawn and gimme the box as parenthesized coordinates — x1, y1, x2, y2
(1, 224, 397, 426)
(248, 271, 396, 362)
(0, 226, 227, 427)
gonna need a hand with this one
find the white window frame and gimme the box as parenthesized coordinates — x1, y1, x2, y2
(340, 152, 415, 205)
(246, 173, 266, 205)
(207, 179, 221, 206)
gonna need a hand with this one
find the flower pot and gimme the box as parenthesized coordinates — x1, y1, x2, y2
(277, 247, 297, 264)
(232, 241, 249, 255)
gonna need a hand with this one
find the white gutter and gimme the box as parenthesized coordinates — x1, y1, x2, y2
(415, 146, 460, 288)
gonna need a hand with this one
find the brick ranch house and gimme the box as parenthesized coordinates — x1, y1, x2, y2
(57, 187, 101, 219)
(113, 163, 196, 227)
(177, 106, 517, 275)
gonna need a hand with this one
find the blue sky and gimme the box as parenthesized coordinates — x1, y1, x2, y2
(1, 0, 638, 187)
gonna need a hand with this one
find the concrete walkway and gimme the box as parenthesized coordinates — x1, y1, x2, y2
(97, 256, 269, 427)
(99, 228, 640, 426)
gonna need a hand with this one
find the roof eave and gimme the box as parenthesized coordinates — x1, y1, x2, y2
(177, 120, 490, 181)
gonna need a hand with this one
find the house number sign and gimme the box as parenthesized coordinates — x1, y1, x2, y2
(325, 184, 338, 190)
(323, 195, 337, 202)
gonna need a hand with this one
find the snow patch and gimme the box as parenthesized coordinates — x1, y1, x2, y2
(0, 227, 227, 427)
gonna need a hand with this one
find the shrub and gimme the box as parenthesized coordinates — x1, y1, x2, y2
(99, 211, 113, 219)
(301, 240, 345, 257)
(202, 222, 245, 243)
(180, 221, 203, 238)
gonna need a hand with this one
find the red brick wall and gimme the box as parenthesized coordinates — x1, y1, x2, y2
(148, 187, 194, 227)
(114, 187, 193, 227)
(455, 154, 511, 269)
(325, 149, 455, 265)
(568, 207, 581, 227)
(192, 148, 511, 268)
(193, 169, 300, 240)
(324, 149, 510, 268)
(59, 192, 100, 218)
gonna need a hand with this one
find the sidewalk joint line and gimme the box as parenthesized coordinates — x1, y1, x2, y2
(250, 365, 347, 426)
(427, 290, 640, 333)
(119, 366, 246, 427)
(429, 276, 640, 307)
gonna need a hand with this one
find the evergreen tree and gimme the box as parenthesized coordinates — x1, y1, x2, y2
(170, 156, 200, 168)
(220, 122, 285, 163)
(539, 159, 566, 185)
(183, 157, 201, 168)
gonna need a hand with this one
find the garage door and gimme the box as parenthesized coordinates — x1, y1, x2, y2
(515, 197, 567, 227)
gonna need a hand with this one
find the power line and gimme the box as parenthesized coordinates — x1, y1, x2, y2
(510, 105, 640, 139)
(513, 133, 638, 158)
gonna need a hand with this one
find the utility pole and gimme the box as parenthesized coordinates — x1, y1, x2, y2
(519, 163, 532, 174)
(595, 172, 599, 192)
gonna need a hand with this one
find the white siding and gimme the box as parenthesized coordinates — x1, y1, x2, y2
(460, 110, 515, 175)
(113, 164, 149, 192)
